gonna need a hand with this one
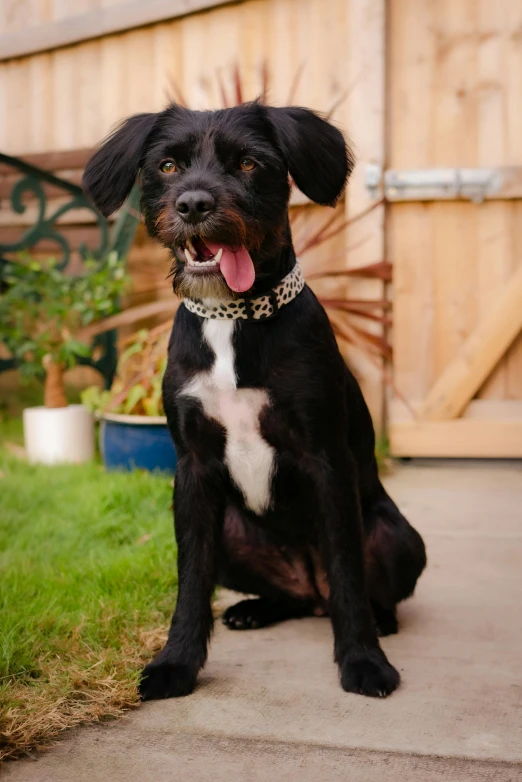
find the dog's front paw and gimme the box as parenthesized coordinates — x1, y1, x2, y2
(340, 647, 400, 698)
(139, 659, 197, 701)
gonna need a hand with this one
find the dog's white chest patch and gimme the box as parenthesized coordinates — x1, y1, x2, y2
(180, 319, 275, 515)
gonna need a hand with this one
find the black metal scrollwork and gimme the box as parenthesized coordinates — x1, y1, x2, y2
(0, 153, 142, 386)
(0, 152, 109, 270)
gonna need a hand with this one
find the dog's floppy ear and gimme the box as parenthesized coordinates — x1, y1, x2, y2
(82, 112, 158, 217)
(266, 107, 354, 206)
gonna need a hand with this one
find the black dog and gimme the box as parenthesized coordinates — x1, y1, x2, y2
(83, 101, 426, 700)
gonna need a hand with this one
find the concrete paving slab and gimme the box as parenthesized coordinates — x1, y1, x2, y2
(5, 461, 522, 781)
(5, 731, 520, 782)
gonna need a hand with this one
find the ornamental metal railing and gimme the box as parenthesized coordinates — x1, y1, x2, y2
(0, 152, 141, 385)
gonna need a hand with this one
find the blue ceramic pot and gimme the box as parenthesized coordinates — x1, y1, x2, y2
(100, 413, 177, 474)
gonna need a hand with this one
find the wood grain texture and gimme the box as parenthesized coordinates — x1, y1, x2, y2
(418, 263, 522, 420)
(0, 0, 384, 410)
(343, 0, 386, 431)
(0, 0, 352, 151)
(10, 0, 522, 442)
(389, 0, 522, 454)
(390, 419, 522, 458)
(0, 1, 237, 60)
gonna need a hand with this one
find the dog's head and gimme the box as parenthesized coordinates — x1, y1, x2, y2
(83, 102, 353, 299)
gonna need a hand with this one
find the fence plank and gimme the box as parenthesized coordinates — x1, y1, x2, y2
(418, 263, 522, 421)
(390, 418, 522, 458)
(344, 0, 386, 429)
(0, 1, 237, 61)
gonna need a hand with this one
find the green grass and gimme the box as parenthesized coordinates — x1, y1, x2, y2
(374, 434, 391, 473)
(0, 377, 391, 760)
(0, 416, 176, 761)
(0, 416, 24, 445)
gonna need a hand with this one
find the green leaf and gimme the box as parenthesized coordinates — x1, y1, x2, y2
(142, 397, 161, 417)
(118, 341, 145, 370)
(17, 340, 37, 355)
(123, 384, 147, 415)
(65, 340, 91, 358)
(80, 386, 112, 413)
(1, 252, 129, 378)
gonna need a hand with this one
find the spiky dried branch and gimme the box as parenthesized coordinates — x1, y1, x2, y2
(107, 65, 393, 366)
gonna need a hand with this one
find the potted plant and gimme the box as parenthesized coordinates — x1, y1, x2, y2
(0, 253, 127, 464)
(82, 322, 177, 474)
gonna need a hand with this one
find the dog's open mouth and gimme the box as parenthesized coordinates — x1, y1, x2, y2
(181, 236, 255, 293)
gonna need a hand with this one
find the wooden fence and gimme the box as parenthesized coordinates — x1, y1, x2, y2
(387, 0, 522, 457)
(1, 0, 522, 455)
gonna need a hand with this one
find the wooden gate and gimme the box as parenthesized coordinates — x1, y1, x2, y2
(387, 0, 522, 457)
(1, 0, 522, 455)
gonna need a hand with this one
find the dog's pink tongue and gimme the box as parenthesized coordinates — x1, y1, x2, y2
(206, 243, 255, 293)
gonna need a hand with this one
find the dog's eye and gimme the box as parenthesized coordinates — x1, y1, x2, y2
(239, 157, 256, 172)
(160, 160, 177, 174)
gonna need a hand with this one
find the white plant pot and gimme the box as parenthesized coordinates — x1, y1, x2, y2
(23, 404, 95, 465)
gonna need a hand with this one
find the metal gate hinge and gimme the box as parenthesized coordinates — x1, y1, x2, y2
(365, 165, 504, 204)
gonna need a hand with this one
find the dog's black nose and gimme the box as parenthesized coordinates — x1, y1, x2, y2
(176, 190, 215, 222)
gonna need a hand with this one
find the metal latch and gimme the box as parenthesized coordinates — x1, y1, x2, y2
(365, 165, 504, 203)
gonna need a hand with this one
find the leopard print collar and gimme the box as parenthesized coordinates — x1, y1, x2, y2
(183, 261, 305, 321)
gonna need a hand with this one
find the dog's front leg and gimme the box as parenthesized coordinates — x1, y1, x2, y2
(139, 455, 225, 700)
(316, 454, 400, 697)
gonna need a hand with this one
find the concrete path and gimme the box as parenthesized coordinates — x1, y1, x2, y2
(5, 461, 522, 781)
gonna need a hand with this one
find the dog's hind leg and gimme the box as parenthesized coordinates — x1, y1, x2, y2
(370, 600, 399, 637)
(363, 490, 427, 636)
(343, 366, 426, 635)
(222, 596, 314, 630)
(217, 506, 321, 630)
